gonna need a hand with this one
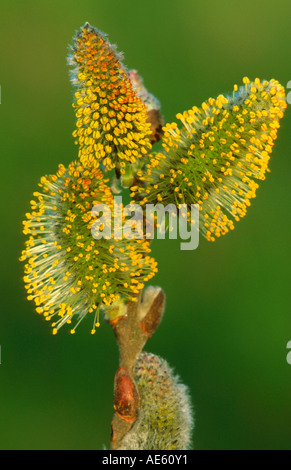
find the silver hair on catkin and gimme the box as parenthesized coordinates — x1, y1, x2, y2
(118, 352, 194, 450)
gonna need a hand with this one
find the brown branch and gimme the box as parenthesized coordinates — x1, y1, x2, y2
(109, 287, 165, 450)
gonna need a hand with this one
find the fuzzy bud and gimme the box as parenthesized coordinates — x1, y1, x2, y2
(118, 352, 194, 450)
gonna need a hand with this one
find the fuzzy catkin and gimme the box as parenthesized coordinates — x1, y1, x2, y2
(118, 352, 194, 450)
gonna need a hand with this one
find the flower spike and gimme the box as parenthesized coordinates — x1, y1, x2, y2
(135, 78, 286, 241)
(118, 352, 193, 450)
(20, 161, 157, 334)
(69, 23, 152, 175)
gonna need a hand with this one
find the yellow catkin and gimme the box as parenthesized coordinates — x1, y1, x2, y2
(135, 78, 286, 242)
(69, 24, 152, 173)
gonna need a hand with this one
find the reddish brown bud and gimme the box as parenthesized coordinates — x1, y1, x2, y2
(140, 288, 165, 339)
(147, 109, 165, 144)
(114, 367, 140, 422)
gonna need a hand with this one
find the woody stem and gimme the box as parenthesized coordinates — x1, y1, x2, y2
(109, 287, 165, 450)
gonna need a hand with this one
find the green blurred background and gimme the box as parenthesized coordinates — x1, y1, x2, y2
(0, 0, 290, 450)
